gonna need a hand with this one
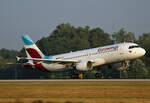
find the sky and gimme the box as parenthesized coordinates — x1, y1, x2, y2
(0, 0, 150, 50)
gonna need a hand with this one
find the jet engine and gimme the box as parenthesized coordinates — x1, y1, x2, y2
(76, 60, 93, 71)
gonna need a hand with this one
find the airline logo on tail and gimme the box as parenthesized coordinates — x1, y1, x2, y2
(21, 35, 52, 71)
(22, 35, 44, 59)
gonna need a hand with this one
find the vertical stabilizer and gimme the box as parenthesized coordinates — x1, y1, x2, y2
(22, 34, 44, 58)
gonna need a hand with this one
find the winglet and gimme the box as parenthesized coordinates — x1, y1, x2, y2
(22, 34, 34, 45)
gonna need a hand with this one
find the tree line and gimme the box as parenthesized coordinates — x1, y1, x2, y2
(0, 23, 150, 79)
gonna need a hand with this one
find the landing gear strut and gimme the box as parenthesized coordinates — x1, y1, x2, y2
(70, 69, 84, 79)
(118, 60, 130, 70)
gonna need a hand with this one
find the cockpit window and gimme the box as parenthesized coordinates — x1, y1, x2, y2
(129, 45, 140, 49)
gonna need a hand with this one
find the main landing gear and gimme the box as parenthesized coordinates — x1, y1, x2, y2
(70, 69, 103, 79)
(95, 72, 103, 79)
(70, 69, 84, 79)
(118, 60, 130, 70)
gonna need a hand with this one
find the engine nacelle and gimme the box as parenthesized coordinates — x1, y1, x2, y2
(76, 60, 93, 71)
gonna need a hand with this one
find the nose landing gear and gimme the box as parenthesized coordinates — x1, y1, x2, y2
(118, 60, 130, 70)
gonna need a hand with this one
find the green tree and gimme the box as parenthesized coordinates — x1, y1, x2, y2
(127, 59, 148, 79)
(112, 28, 136, 43)
(89, 28, 112, 47)
(0, 48, 19, 59)
(138, 33, 150, 58)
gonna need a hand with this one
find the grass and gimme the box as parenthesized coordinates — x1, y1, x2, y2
(0, 81, 150, 103)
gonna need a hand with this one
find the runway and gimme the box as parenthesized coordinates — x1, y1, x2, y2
(0, 79, 150, 103)
(0, 79, 150, 82)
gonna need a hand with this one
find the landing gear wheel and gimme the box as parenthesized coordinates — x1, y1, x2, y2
(71, 73, 79, 79)
(95, 73, 102, 79)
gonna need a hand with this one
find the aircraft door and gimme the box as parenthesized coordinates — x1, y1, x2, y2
(118, 45, 128, 60)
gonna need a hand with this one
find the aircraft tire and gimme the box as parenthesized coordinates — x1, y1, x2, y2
(95, 73, 102, 79)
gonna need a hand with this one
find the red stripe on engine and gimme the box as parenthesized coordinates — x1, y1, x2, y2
(26, 48, 42, 58)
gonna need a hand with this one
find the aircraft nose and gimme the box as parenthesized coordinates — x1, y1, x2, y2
(140, 48, 146, 56)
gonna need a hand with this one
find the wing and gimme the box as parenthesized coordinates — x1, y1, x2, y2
(17, 57, 78, 64)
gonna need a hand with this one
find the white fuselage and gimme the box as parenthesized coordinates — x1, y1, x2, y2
(41, 42, 145, 71)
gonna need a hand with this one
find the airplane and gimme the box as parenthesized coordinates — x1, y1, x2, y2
(18, 34, 146, 78)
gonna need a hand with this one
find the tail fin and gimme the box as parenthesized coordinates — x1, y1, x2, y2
(22, 34, 44, 58)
